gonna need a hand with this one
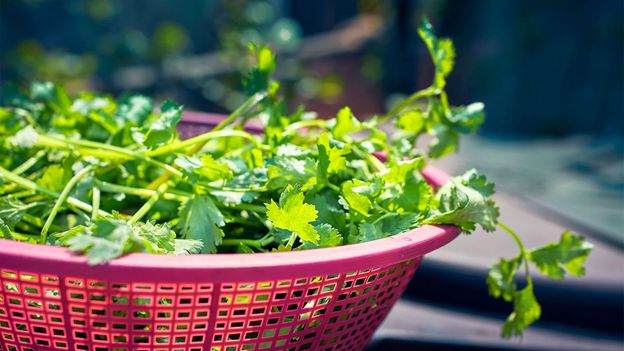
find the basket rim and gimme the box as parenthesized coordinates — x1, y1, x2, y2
(0, 112, 461, 275)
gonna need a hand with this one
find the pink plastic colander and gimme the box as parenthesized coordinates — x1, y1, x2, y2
(0, 113, 460, 351)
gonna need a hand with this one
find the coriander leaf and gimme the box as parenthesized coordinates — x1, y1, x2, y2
(0, 197, 27, 229)
(133, 221, 176, 253)
(316, 223, 343, 247)
(428, 124, 459, 159)
(66, 219, 131, 265)
(116, 95, 153, 126)
(66, 219, 177, 264)
(528, 231, 593, 279)
(266, 156, 315, 189)
(418, 19, 455, 88)
(378, 213, 420, 236)
(341, 179, 375, 216)
(317, 132, 350, 183)
(8, 126, 38, 149)
(393, 174, 432, 213)
(381, 158, 422, 185)
(141, 100, 182, 148)
(309, 189, 347, 235)
(244, 46, 276, 96)
(175, 154, 231, 183)
(449, 102, 485, 134)
(426, 170, 499, 232)
(486, 256, 520, 302)
(174, 239, 204, 255)
(30, 81, 72, 114)
(332, 106, 363, 140)
(266, 185, 319, 244)
(177, 195, 225, 253)
(38, 164, 72, 193)
(459, 168, 495, 197)
(356, 222, 384, 242)
(502, 286, 541, 338)
(300, 223, 343, 249)
(396, 110, 425, 134)
(211, 190, 259, 206)
(0, 220, 12, 239)
(0, 108, 23, 134)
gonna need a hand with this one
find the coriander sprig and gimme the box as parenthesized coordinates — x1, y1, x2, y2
(0, 18, 591, 338)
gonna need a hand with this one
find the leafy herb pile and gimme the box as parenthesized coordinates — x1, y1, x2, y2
(0, 19, 592, 337)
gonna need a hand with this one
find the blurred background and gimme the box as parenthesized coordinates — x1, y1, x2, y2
(1, 0, 623, 349)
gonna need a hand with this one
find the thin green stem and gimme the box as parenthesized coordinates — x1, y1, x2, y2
(212, 92, 267, 131)
(377, 87, 438, 125)
(98, 180, 267, 212)
(352, 145, 385, 172)
(145, 130, 259, 157)
(37, 134, 183, 178)
(220, 236, 274, 249)
(41, 165, 93, 243)
(91, 186, 101, 221)
(129, 183, 168, 224)
(283, 119, 328, 136)
(12, 150, 46, 175)
(229, 203, 267, 213)
(498, 222, 533, 286)
(7, 190, 36, 199)
(0, 165, 110, 217)
(98, 180, 188, 202)
(327, 183, 341, 193)
(286, 233, 297, 248)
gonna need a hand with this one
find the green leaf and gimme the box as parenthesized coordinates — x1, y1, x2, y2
(8, 126, 38, 149)
(427, 170, 499, 232)
(116, 95, 153, 126)
(332, 107, 363, 140)
(459, 168, 496, 197)
(356, 222, 384, 242)
(266, 156, 315, 189)
(393, 174, 433, 213)
(449, 102, 485, 134)
(428, 124, 458, 159)
(501, 286, 541, 338)
(341, 179, 376, 216)
(38, 164, 72, 193)
(66, 219, 131, 265)
(300, 223, 343, 249)
(317, 132, 350, 183)
(396, 110, 425, 134)
(309, 189, 347, 234)
(378, 213, 420, 236)
(244, 46, 276, 96)
(175, 154, 231, 183)
(265, 185, 319, 244)
(30, 81, 72, 114)
(0, 197, 27, 229)
(381, 158, 422, 185)
(141, 100, 183, 148)
(177, 195, 225, 253)
(418, 19, 455, 88)
(486, 256, 520, 302)
(133, 221, 176, 253)
(0, 108, 25, 134)
(528, 231, 593, 279)
(66, 219, 177, 265)
(174, 239, 204, 255)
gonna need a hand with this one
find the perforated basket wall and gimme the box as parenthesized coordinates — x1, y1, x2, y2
(0, 115, 459, 351)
